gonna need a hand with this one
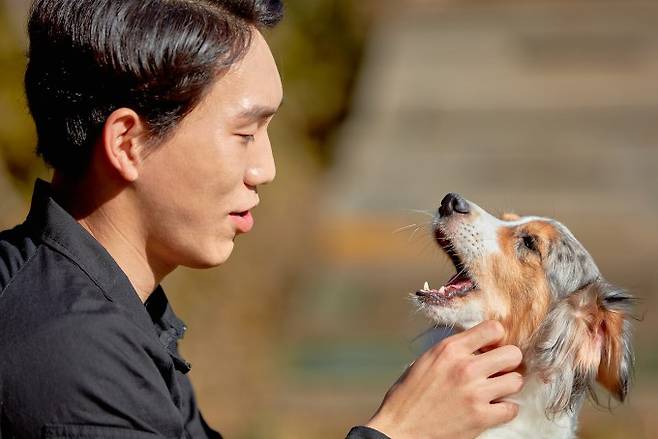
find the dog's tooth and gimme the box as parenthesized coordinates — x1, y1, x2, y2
(438, 286, 446, 295)
(424, 281, 429, 291)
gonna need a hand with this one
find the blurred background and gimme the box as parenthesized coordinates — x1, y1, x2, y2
(1, 0, 657, 438)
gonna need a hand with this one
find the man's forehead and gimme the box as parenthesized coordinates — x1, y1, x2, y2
(197, 61, 282, 122)
(213, 33, 283, 121)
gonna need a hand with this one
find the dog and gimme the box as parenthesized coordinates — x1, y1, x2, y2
(414, 193, 634, 439)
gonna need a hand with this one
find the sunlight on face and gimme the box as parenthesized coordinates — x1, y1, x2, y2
(135, 30, 283, 270)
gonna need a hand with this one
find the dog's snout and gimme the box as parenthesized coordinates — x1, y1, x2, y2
(439, 193, 471, 217)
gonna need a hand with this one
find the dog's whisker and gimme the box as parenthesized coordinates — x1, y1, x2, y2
(403, 208, 434, 218)
(408, 225, 423, 242)
(393, 223, 419, 234)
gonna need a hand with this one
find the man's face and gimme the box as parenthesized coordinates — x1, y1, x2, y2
(135, 30, 283, 269)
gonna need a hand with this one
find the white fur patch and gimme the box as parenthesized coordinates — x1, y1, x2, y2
(419, 296, 485, 330)
(478, 376, 577, 439)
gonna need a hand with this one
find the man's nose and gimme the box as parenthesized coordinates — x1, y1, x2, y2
(246, 135, 276, 187)
(438, 193, 471, 217)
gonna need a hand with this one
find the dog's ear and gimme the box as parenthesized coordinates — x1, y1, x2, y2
(500, 212, 520, 221)
(531, 280, 633, 414)
(593, 282, 634, 402)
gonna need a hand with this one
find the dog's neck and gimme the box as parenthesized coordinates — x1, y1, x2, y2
(477, 374, 581, 439)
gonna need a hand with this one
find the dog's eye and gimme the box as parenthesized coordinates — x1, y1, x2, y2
(522, 235, 538, 252)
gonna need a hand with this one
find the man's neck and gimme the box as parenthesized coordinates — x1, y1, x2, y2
(51, 173, 173, 303)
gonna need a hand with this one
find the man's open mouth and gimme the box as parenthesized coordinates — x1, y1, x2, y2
(416, 232, 477, 303)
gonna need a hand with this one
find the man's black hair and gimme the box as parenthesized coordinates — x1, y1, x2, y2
(24, 0, 284, 176)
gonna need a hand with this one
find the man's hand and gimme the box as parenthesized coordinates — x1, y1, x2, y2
(365, 320, 523, 439)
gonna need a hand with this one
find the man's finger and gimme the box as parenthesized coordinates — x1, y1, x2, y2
(451, 320, 506, 353)
(473, 344, 523, 378)
(483, 372, 524, 403)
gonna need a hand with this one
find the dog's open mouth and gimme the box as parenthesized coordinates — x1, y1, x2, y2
(416, 232, 477, 304)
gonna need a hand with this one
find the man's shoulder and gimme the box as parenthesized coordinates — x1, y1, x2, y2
(0, 221, 95, 293)
(0, 222, 40, 292)
(0, 264, 159, 395)
(0, 225, 116, 344)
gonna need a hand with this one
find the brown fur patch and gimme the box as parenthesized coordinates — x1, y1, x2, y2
(477, 225, 553, 352)
(500, 212, 520, 221)
(569, 290, 604, 371)
(521, 221, 561, 255)
(597, 305, 626, 400)
(567, 287, 626, 400)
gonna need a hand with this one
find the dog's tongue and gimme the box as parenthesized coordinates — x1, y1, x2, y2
(444, 272, 473, 292)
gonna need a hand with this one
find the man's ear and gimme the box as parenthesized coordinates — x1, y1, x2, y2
(531, 281, 634, 415)
(101, 108, 148, 182)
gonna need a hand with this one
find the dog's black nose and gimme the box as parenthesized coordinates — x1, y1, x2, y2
(439, 193, 471, 217)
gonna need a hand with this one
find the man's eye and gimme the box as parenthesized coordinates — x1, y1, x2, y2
(522, 235, 537, 252)
(238, 134, 255, 142)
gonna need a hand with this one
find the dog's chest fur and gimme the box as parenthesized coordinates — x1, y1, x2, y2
(477, 376, 579, 439)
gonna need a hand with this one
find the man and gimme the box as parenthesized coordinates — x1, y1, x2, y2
(0, 0, 523, 437)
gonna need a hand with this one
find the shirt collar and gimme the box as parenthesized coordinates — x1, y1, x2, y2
(25, 179, 124, 299)
(24, 179, 191, 373)
(146, 287, 191, 372)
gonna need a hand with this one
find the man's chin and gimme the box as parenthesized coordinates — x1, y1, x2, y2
(182, 241, 235, 269)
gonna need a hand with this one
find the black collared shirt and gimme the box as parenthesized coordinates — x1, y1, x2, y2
(0, 180, 221, 438)
(0, 180, 388, 439)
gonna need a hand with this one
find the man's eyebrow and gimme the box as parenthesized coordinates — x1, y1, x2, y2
(235, 101, 283, 121)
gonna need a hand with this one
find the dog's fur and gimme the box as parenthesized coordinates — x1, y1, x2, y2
(415, 195, 634, 439)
